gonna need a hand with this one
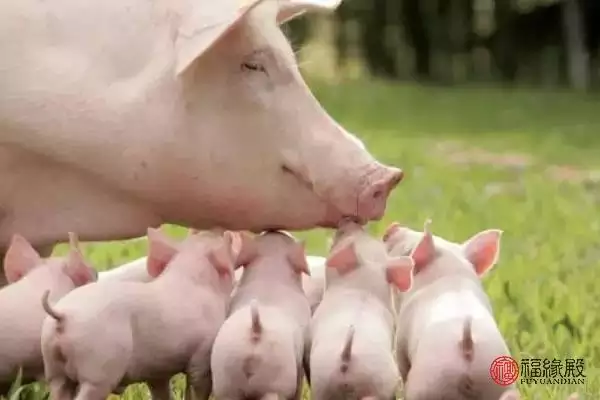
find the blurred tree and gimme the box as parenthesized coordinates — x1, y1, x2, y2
(333, 1, 353, 71)
(401, 0, 432, 80)
(562, 0, 589, 91)
(359, 0, 398, 78)
(489, 0, 518, 82)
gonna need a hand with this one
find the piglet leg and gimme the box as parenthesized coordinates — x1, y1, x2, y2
(73, 382, 112, 400)
(186, 351, 212, 400)
(293, 364, 305, 400)
(0, 255, 6, 288)
(148, 379, 172, 400)
(47, 377, 76, 400)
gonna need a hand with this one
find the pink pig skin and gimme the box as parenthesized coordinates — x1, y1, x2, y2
(210, 231, 311, 400)
(307, 220, 414, 400)
(0, 0, 403, 279)
(0, 233, 97, 394)
(384, 221, 514, 400)
(40, 229, 236, 400)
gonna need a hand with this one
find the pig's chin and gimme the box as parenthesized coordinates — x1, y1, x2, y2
(280, 165, 346, 229)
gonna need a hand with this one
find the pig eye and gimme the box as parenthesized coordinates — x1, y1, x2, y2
(241, 61, 267, 74)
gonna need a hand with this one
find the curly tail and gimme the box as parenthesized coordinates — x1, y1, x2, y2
(250, 300, 262, 343)
(340, 325, 355, 373)
(460, 315, 474, 362)
(42, 290, 65, 332)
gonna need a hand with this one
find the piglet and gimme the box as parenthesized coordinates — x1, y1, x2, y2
(384, 220, 513, 400)
(40, 228, 236, 400)
(231, 253, 326, 316)
(210, 231, 312, 400)
(307, 220, 414, 400)
(0, 233, 97, 394)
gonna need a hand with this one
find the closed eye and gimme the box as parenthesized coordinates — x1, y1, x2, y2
(241, 62, 267, 74)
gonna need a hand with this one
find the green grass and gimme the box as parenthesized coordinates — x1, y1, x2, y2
(12, 79, 599, 400)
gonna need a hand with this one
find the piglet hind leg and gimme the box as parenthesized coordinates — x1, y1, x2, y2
(0, 255, 6, 287)
(148, 379, 173, 400)
(72, 382, 112, 400)
(293, 364, 305, 400)
(185, 369, 212, 400)
(47, 376, 77, 400)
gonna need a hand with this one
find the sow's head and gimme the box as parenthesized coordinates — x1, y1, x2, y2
(170, 0, 403, 231)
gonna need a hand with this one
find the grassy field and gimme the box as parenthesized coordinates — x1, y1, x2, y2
(11, 80, 599, 400)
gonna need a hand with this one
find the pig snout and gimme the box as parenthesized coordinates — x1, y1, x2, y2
(358, 165, 403, 221)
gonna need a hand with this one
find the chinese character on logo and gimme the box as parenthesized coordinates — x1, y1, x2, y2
(547, 358, 564, 378)
(520, 359, 530, 378)
(574, 359, 586, 378)
(530, 358, 543, 378)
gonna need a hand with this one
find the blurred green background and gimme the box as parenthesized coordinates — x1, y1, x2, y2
(12, 0, 600, 399)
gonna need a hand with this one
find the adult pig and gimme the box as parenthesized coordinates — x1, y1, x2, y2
(40, 228, 236, 400)
(0, 233, 97, 394)
(0, 0, 403, 285)
(307, 220, 414, 400)
(384, 220, 513, 400)
(211, 231, 312, 400)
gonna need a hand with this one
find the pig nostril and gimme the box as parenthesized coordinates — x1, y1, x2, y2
(372, 189, 383, 199)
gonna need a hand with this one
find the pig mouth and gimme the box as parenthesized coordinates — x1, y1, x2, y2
(280, 162, 403, 227)
(280, 165, 355, 226)
(281, 165, 315, 192)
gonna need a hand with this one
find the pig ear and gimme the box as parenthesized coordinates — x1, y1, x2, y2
(411, 219, 435, 274)
(233, 231, 258, 268)
(287, 240, 310, 276)
(382, 222, 401, 243)
(64, 232, 97, 286)
(147, 228, 179, 278)
(276, 0, 343, 25)
(325, 240, 357, 275)
(174, 0, 265, 76)
(385, 256, 414, 292)
(3, 234, 42, 283)
(461, 229, 503, 277)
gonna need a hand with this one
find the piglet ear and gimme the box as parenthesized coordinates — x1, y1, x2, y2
(386, 256, 414, 292)
(411, 219, 435, 274)
(64, 232, 97, 286)
(4, 234, 42, 283)
(325, 240, 357, 275)
(147, 228, 179, 278)
(287, 240, 310, 276)
(383, 222, 401, 243)
(207, 240, 234, 277)
(233, 231, 258, 268)
(462, 229, 503, 277)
